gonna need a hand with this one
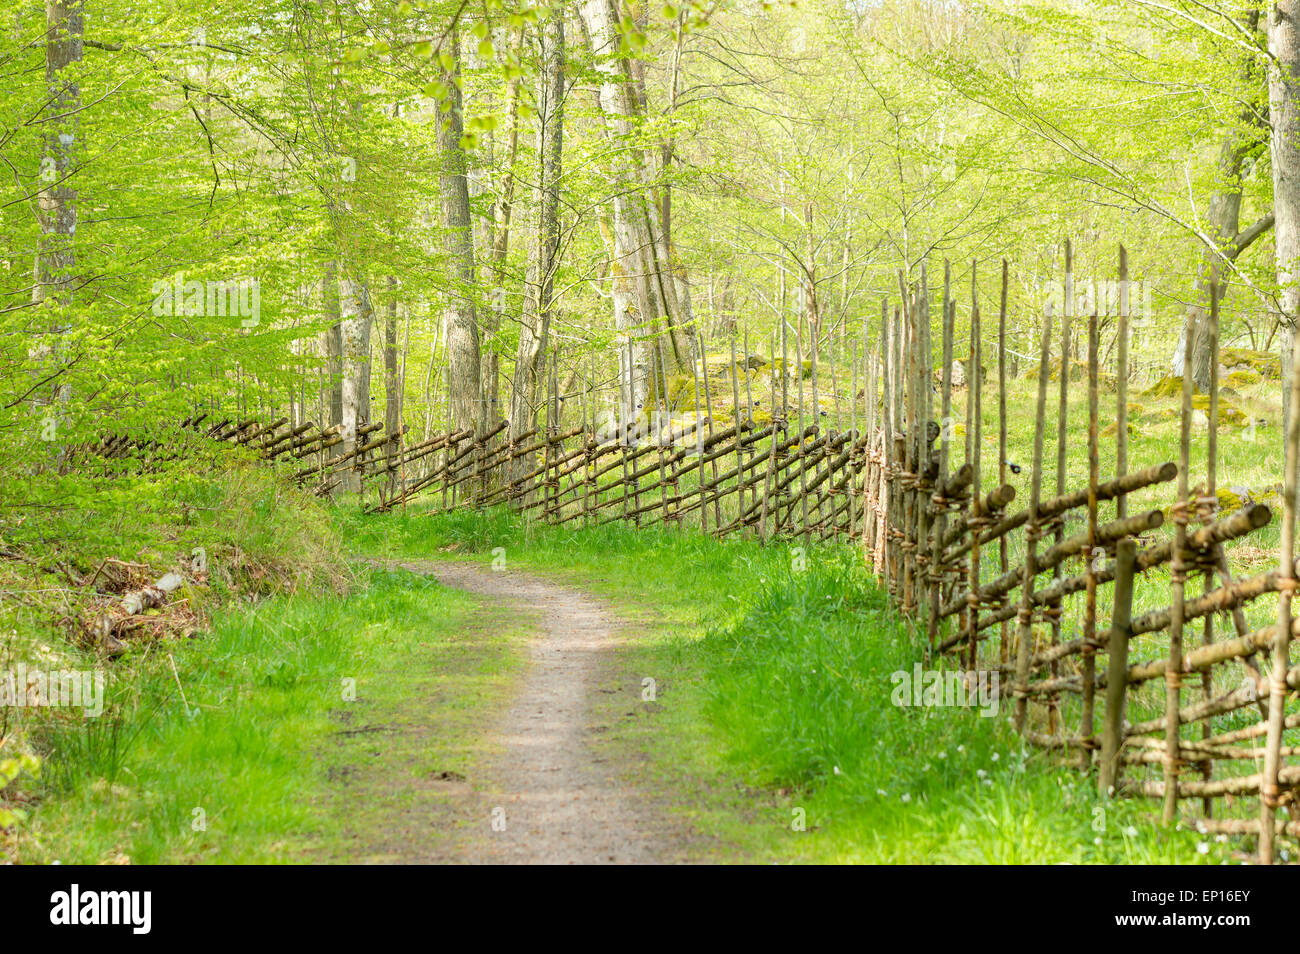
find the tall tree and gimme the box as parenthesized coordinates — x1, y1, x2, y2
(483, 24, 526, 425)
(383, 275, 402, 435)
(32, 0, 83, 437)
(1174, 8, 1272, 392)
(437, 27, 483, 436)
(338, 274, 373, 493)
(1273, 0, 1300, 437)
(582, 0, 690, 416)
(509, 4, 564, 477)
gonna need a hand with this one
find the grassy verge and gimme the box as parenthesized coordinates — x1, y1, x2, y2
(352, 505, 1242, 863)
(11, 566, 520, 864)
(1, 454, 528, 864)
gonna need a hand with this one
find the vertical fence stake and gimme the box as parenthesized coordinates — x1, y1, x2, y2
(1014, 303, 1055, 733)
(966, 266, 982, 671)
(1163, 323, 1195, 826)
(1048, 239, 1073, 737)
(1116, 246, 1130, 522)
(1201, 271, 1221, 812)
(1261, 265, 1300, 862)
(730, 336, 745, 533)
(997, 260, 1010, 666)
(1098, 537, 1137, 797)
(1081, 300, 1100, 769)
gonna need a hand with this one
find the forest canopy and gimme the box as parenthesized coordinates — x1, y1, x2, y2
(4, 0, 1299, 481)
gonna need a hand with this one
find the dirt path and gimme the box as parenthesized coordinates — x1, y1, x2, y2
(402, 560, 667, 864)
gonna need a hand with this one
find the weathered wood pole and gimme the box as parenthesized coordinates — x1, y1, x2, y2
(1013, 303, 1055, 733)
(1116, 246, 1130, 521)
(1201, 273, 1221, 812)
(730, 336, 746, 532)
(1163, 325, 1195, 825)
(1080, 301, 1100, 769)
(1099, 537, 1138, 796)
(690, 333, 707, 532)
(1261, 263, 1300, 861)
(997, 260, 1010, 665)
(967, 265, 983, 671)
(1048, 241, 1072, 736)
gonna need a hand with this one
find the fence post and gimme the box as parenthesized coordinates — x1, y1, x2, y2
(1163, 327, 1195, 825)
(1262, 269, 1300, 861)
(1080, 303, 1101, 769)
(1013, 303, 1055, 733)
(966, 267, 982, 670)
(997, 260, 1010, 666)
(1099, 537, 1137, 797)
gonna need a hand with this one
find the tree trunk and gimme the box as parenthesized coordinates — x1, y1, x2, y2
(383, 275, 401, 435)
(804, 198, 821, 349)
(320, 262, 343, 427)
(582, 0, 690, 408)
(509, 7, 564, 484)
(339, 275, 373, 494)
(32, 0, 83, 440)
(482, 26, 524, 426)
(1274, 1, 1300, 438)
(437, 27, 482, 437)
(1175, 10, 1269, 392)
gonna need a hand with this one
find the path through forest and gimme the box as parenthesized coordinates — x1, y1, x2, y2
(396, 560, 681, 864)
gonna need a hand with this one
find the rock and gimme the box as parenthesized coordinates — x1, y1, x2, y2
(950, 360, 966, 389)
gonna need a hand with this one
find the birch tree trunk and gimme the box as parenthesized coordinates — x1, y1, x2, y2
(437, 27, 482, 437)
(509, 7, 564, 483)
(1273, 0, 1300, 437)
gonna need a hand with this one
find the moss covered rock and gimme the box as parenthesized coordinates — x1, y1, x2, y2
(770, 357, 813, 379)
(1222, 347, 1280, 380)
(1143, 375, 1190, 399)
(1101, 420, 1137, 438)
(1226, 368, 1262, 389)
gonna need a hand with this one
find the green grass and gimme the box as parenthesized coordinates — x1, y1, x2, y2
(352, 506, 1238, 863)
(9, 567, 517, 864)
